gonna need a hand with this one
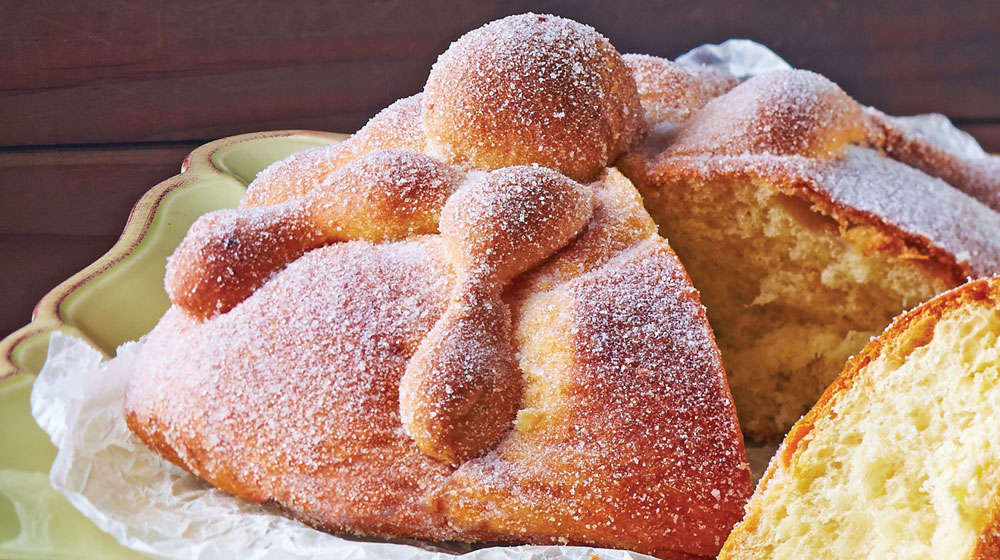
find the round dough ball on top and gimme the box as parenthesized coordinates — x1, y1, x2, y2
(422, 13, 645, 182)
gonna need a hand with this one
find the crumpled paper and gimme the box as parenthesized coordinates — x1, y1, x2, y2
(890, 113, 988, 159)
(677, 38, 792, 79)
(27, 39, 991, 560)
(31, 333, 653, 560)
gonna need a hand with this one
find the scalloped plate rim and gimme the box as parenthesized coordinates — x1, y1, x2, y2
(0, 129, 348, 381)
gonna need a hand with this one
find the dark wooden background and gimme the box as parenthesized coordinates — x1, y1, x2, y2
(2, 0, 999, 340)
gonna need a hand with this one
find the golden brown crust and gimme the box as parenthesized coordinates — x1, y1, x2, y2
(399, 284, 522, 466)
(663, 69, 867, 159)
(164, 204, 325, 319)
(865, 107, 1000, 213)
(130, 241, 460, 539)
(442, 238, 750, 557)
(422, 14, 645, 182)
(167, 149, 463, 320)
(973, 498, 1000, 559)
(623, 54, 711, 125)
(509, 168, 659, 297)
(304, 149, 461, 241)
(242, 94, 428, 207)
(127, 170, 751, 558)
(400, 166, 593, 464)
(129, 14, 755, 557)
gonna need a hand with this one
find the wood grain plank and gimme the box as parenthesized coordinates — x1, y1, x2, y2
(0, 144, 197, 236)
(0, 233, 120, 337)
(3, 0, 998, 147)
(0, 144, 196, 339)
(958, 123, 1000, 155)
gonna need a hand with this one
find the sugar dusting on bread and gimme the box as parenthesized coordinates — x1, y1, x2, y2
(422, 13, 644, 182)
(665, 69, 867, 159)
(620, 62, 1000, 440)
(169, 148, 464, 321)
(125, 10, 1000, 558)
(400, 166, 592, 465)
(306, 148, 462, 241)
(244, 94, 428, 207)
(128, 82, 754, 552)
(865, 106, 1000, 213)
(624, 53, 738, 127)
(129, 168, 750, 556)
(815, 146, 1000, 278)
(130, 240, 469, 532)
(441, 239, 749, 558)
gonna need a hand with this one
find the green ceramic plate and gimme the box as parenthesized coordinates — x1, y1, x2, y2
(0, 130, 347, 559)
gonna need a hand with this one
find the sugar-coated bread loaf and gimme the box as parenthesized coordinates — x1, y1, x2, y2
(128, 168, 752, 558)
(127, 13, 752, 559)
(126, 10, 1000, 559)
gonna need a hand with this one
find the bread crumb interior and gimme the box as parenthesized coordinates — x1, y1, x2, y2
(638, 174, 949, 438)
(747, 303, 1000, 558)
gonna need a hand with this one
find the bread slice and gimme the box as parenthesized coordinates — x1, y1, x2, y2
(619, 65, 1000, 440)
(719, 276, 1000, 559)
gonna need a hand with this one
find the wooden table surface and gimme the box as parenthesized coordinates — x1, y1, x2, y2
(2, 0, 999, 341)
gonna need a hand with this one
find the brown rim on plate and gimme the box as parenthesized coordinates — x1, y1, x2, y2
(0, 130, 347, 381)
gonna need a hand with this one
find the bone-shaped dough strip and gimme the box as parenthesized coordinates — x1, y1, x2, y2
(166, 149, 461, 319)
(399, 166, 594, 465)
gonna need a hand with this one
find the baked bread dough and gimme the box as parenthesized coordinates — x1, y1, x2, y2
(126, 13, 751, 559)
(619, 62, 1000, 440)
(129, 167, 751, 558)
(125, 10, 1000, 555)
(719, 276, 1000, 559)
(421, 14, 644, 181)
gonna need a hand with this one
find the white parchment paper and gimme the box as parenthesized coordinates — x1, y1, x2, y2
(31, 333, 654, 560)
(676, 38, 792, 79)
(27, 40, 990, 560)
